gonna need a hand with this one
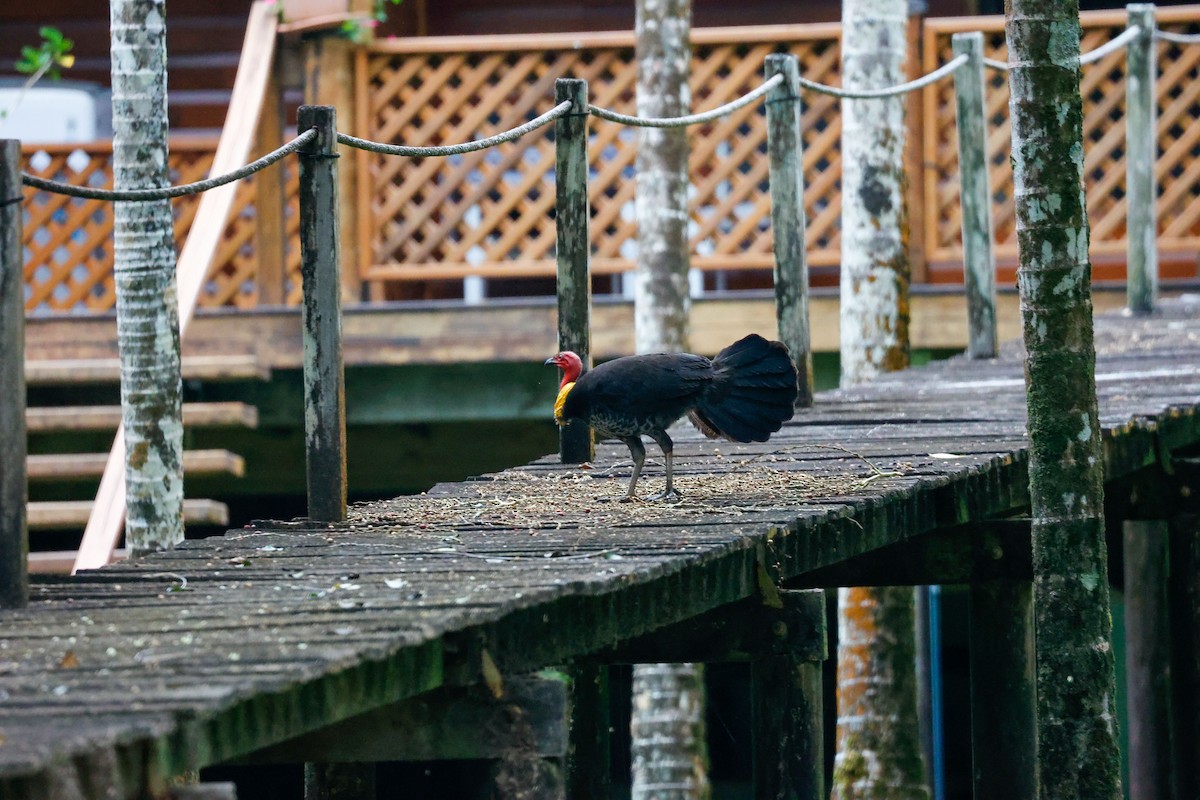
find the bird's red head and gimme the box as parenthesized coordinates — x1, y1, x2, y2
(544, 351, 583, 388)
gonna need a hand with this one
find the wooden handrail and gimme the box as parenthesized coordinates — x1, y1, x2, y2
(73, 0, 280, 573)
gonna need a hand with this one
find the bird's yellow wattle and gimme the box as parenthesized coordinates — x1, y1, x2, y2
(554, 382, 575, 425)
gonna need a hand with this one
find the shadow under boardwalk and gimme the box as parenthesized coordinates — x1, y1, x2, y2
(3, 298, 1200, 798)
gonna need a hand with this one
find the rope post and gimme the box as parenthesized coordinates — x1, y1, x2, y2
(0, 140, 27, 608)
(554, 78, 594, 464)
(764, 54, 814, 408)
(952, 32, 998, 359)
(1127, 4, 1158, 315)
(297, 105, 347, 523)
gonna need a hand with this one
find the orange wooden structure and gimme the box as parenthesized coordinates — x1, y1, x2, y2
(19, 7, 1200, 312)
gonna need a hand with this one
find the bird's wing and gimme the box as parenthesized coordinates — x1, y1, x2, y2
(581, 353, 712, 415)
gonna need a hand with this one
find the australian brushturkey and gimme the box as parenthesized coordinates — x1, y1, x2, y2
(545, 333, 798, 500)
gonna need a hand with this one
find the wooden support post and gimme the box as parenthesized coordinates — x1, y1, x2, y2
(304, 34, 362, 303)
(968, 579, 1036, 800)
(765, 53, 814, 408)
(1171, 513, 1200, 800)
(1123, 520, 1172, 800)
(0, 139, 27, 609)
(749, 590, 826, 800)
(297, 105, 348, 523)
(1126, 4, 1158, 315)
(255, 50, 288, 307)
(304, 763, 375, 800)
(554, 78, 593, 464)
(952, 32, 998, 359)
(567, 662, 612, 799)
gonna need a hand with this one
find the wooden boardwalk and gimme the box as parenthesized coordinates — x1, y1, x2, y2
(3, 298, 1199, 798)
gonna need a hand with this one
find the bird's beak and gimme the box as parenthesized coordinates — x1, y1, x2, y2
(544, 356, 558, 367)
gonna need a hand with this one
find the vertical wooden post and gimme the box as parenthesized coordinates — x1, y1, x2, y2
(0, 140, 27, 609)
(1170, 513, 1200, 800)
(969, 579, 1036, 800)
(1123, 520, 1173, 800)
(764, 53, 814, 408)
(304, 763, 375, 800)
(255, 51, 288, 307)
(750, 590, 826, 800)
(304, 34, 362, 303)
(1126, 3, 1158, 315)
(567, 661, 612, 798)
(297, 105, 347, 524)
(952, 32, 998, 359)
(905, 4, 928, 285)
(554, 78, 593, 464)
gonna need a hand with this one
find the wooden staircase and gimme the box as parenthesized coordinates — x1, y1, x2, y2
(25, 354, 268, 574)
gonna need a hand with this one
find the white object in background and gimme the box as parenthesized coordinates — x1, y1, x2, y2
(0, 86, 98, 142)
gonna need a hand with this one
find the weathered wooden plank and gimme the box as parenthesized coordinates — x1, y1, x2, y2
(0, 301, 1197, 800)
(25, 355, 270, 385)
(28, 500, 229, 530)
(0, 138, 27, 609)
(28, 450, 245, 481)
(27, 403, 258, 433)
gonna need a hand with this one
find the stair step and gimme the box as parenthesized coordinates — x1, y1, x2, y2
(27, 402, 258, 433)
(28, 499, 229, 530)
(28, 450, 245, 481)
(26, 354, 269, 385)
(28, 550, 128, 575)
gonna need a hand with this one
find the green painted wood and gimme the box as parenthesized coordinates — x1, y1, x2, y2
(952, 32, 998, 359)
(765, 54, 814, 407)
(297, 105, 348, 524)
(1126, 5, 1158, 315)
(553, 78, 593, 465)
(0, 139, 27, 608)
(1170, 513, 1200, 800)
(567, 662, 612, 800)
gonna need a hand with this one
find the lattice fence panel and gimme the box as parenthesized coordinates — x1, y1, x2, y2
(924, 8, 1200, 281)
(360, 28, 843, 296)
(21, 142, 298, 314)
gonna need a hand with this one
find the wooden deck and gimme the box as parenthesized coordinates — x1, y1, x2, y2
(2, 298, 1199, 798)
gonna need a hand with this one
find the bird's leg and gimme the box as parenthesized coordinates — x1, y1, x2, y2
(620, 436, 646, 502)
(646, 431, 680, 502)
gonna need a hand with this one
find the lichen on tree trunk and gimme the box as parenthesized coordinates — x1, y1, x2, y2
(838, 0, 911, 386)
(1005, 2, 1122, 798)
(833, 3, 927, 799)
(110, 0, 185, 555)
(634, 0, 692, 355)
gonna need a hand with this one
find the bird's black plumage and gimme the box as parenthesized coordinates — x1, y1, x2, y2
(548, 333, 798, 500)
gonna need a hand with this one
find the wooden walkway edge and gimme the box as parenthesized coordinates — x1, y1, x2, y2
(1, 299, 1198, 798)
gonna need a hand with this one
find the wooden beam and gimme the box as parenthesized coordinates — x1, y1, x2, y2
(28, 549, 127, 574)
(28, 450, 245, 481)
(29, 499, 228, 530)
(26, 354, 269, 385)
(241, 676, 568, 764)
(0, 138, 27, 609)
(28, 403, 258, 433)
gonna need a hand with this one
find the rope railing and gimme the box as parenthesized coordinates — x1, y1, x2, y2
(1079, 24, 1143, 64)
(986, 22, 1147, 71)
(21, 128, 318, 202)
(797, 53, 968, 99)
(588, 73, 782, 127)
(1154, 28, 1200, 44)
(336, 99, 573, 156)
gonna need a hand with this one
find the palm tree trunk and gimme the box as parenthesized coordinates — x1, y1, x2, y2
(109, 0, 184, 555)
(634, 0, 692, 355)
(631, 2, 708, 798)
(834, 2, 927, 798)
(1005, 2, 1122, 797)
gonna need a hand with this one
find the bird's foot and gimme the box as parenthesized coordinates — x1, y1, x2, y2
(644, 488, 682, 503)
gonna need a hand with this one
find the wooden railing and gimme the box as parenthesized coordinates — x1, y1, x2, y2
(923, 7, 1200, 283)
(18, 8, 1200, 313)
(20, 141, 302, 314)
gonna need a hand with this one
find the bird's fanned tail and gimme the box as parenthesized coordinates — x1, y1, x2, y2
(689, 333, 798, 443)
